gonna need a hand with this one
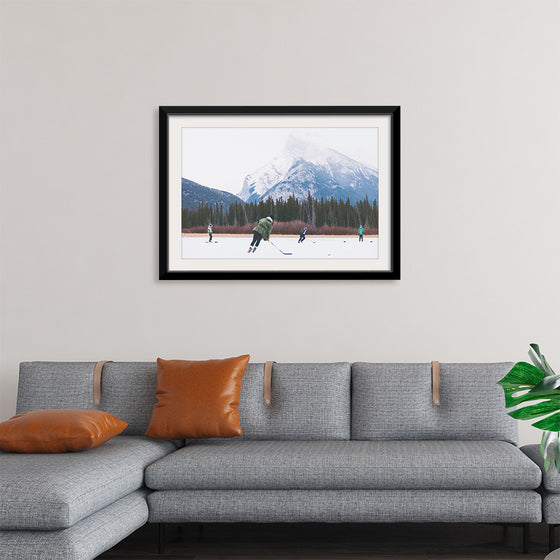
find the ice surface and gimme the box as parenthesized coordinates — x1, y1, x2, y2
(181, 235, 379, 260)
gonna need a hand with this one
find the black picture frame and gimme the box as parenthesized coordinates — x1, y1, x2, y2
(159, 106, 400, 280)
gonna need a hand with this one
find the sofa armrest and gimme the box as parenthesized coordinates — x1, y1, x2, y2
(522, 444, 560, 493)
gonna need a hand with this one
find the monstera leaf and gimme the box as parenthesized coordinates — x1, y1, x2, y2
(498, 344, 560, 472)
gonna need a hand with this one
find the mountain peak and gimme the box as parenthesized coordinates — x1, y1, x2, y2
(284, 135, 334, 165)
(239, 136, 378, 205)
(285, 134, 313, 158)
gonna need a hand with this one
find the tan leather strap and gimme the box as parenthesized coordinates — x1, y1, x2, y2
(432, 361, 440, 406)
(264, 361, 276, 406)
(93, 361, 113, 405)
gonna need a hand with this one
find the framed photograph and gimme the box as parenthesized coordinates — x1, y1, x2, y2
(160, 106, 400, 279)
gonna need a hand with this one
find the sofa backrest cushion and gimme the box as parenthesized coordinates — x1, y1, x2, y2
(236, 362, 351, 440)
(17, 361, 352, 440)
(17, 362, 95, 413)
(17, 362, 158, 436)
(97, 362, 158, 435)
(351, 362, 517, 445)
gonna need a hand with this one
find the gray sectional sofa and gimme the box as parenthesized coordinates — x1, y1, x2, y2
(0, 361, 546, 559)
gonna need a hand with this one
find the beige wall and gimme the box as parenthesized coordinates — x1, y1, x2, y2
(1, 0, 559, 444)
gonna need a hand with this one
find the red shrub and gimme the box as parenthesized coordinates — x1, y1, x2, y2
(182, 221, 378, 236)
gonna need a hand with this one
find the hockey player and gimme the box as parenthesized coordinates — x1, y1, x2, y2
(248, 216, 273, 253)
(208, 223, 213, 243)
(298, 226, 308, 243)
(358, 225, 365, 242)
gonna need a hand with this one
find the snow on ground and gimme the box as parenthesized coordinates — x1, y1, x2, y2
(181, 235, 379, 260)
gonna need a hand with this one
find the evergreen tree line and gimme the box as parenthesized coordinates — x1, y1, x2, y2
(182, 194, 378, 230)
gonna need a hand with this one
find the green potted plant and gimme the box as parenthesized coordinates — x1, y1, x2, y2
(498, 344, 560, 472)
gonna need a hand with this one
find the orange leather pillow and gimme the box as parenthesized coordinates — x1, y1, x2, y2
(0, 409, 127, 453)
(145, 355, 250, 439)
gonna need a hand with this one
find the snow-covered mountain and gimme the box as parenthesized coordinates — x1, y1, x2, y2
(239, 135, 378, 204)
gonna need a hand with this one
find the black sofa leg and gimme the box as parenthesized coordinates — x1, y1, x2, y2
(550, 524, 558, 553)
(158, 523, 165, 555)
(523, 523, 529, 554)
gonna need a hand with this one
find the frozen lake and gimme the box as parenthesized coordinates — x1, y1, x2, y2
(181, 235, 379, 260)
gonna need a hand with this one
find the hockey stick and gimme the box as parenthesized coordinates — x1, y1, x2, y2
(268, 240, 293, 255)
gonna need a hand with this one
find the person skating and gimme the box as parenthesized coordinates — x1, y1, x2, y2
(358, 225, 365, 242)
(248, 216, 273, 253)
(208, 223, 213, 243)
(298, 226, 308, 243)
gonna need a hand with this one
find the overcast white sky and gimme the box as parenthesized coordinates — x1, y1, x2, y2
(182, 127, 378, 194)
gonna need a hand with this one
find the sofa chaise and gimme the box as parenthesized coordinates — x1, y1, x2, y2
(0, 361, 544, 559)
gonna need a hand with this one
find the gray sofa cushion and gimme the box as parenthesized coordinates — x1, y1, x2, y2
(97, 362, 157, 435)
(0, 490, 148, 560)
(17, 362, 95, 413)
(148, 489, 541, 523)
(522, 444, 560, 493)
(102, 362, 352, 440)
(543, 493, 560, 524)
(16, 361, 159, 436)
(0, 436, 177, 530)
(145, 440, 540, 491)
(236, 362, 351, 440)
(352, 363, 517, 444)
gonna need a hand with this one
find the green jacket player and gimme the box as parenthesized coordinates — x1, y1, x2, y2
(358, 225, 364, 242)
(248, 217, 273, 253)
